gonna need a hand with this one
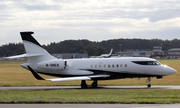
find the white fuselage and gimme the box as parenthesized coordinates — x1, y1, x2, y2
(22, 57, 176, 78)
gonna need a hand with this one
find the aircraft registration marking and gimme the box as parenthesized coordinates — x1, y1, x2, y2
(46, 64, 59, 67)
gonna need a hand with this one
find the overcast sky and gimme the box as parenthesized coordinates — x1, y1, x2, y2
(0, 0, 180, 45)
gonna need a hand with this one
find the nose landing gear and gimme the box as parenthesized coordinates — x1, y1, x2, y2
(146, 77, 152, 88)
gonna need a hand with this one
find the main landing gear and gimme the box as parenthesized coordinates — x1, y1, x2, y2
(91, 80, 98, 88)
(81, 80, 87, 89)
(146, 77, 152, 88)
(81, 80, 98, 89)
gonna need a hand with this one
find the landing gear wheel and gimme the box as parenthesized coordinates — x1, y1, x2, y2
(92, 83, 97, 88)
(146, 77, 152, 88)
(91, 80, 98, 88)
(147, 84, 151, 88)
(81, 80, 87, 89)
(81, 84, 87, 89)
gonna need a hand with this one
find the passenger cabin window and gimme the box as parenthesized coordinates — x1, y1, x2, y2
(108, 64, 111, 68)
(132, 61, 161, 65)
(91, 63, 128, 69)
(95, 65, 97, 68)
(91, 65, 93, 68)
(125, 64, 127, 67)
(116, 64, 119, 67)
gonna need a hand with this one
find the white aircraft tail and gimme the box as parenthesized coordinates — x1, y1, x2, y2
(100, 48, 113, 58)
(20, 32, 56, 68)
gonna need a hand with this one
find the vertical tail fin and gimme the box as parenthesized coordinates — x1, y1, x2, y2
(20, 31, 55, 65)
(21, 32, 45, 55)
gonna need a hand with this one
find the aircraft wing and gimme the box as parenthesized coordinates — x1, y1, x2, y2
(27, 66, 110, 81)
(48, 76, 91, 81)
(48, 75, 110, 81)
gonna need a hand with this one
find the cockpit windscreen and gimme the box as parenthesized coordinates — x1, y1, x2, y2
(132, 61, 161, 65)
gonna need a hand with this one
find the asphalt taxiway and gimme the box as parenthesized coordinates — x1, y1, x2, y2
(0, 85, 180, 90)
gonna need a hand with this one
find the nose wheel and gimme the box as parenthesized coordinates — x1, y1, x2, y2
(147, 84, 151, 88)
(146, 77, 152, 88)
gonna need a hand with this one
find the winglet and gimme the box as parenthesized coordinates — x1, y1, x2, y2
(27, 66, 45, 80)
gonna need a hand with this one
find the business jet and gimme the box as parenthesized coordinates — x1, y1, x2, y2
(8, 32, 177, 88)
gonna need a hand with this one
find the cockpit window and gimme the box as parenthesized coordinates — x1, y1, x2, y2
(132, 61, 161, 65)
(154, 61, 161, 65)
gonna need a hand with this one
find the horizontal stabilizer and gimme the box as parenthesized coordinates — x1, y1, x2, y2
(7, 53, 43, 59)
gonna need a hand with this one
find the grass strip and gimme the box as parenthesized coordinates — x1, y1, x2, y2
(0, 89, 180, 104)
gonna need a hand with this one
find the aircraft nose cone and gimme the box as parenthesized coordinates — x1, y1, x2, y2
(170, 68, 177, 74)
(166, 66, 177, 75)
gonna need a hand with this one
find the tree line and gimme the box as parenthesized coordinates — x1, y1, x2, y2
(0, 38, 180, 57)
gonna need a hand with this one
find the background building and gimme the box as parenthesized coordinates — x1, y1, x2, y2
(116, 49, 152, 57)
(151, 46, 164, 58)
(52, 53, 88, 59)
(167, 48, 180, 59)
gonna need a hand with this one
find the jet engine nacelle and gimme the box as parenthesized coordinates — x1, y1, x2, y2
(38, 59, 65, 70)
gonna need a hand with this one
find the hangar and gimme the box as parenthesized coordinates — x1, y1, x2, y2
(167, 48, 180, 59)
